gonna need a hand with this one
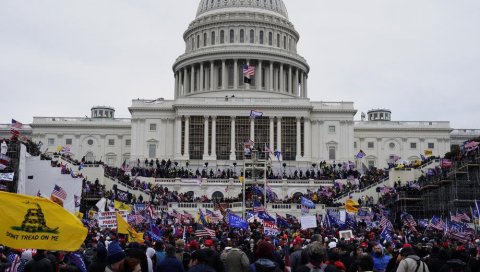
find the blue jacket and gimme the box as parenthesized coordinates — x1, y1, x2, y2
(371, 252, 391, 272)
(157, 256, 185, 272)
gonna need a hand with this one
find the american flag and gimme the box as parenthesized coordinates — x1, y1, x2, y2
(195, 226, 216, 238)
(253, 201, 266, 213)
(52, 184, 67, 200)
(11, 119, 23, 129)
(243, 64, 255, 76)
(428, 216, 445, 231)
(379, 216, 393, 231)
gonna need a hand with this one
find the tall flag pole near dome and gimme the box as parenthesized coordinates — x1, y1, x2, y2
(243, 63, 255, 84)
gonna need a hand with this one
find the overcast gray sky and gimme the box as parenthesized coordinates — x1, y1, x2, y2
(1, 0, 479, 128)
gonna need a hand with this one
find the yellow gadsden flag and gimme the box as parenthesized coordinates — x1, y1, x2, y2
(114, 200, 132, 212)
(345, 199, 360, 213)
(0, 191, 87, 251)
(115, 212, 144, 243)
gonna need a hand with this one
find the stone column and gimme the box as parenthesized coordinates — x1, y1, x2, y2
(296, 117, 302, 160)
(257, 60, 262, 90)
(222, 59, 226, 90)
(199, 62, 204, 92)
(203, 116, 209, 159)
(233, 59, 238, 89)
(245, 59, 250, 90)
(250, 117, 255, 142)
(306, 73, 309, 96)
(300, 72, 305, 98)
(293, 67, 298, 96)
(269, 62, 274, 91)
(230, 117, 236, 160)
(175, 116, 182, 158)
(190, 65, 195, 93)
(288, 65, 292, 94)
(304, 117, 312, 159)
(276, 117, 282, 160)
(269, 117, 274, 150)
(211, 116, 217, 159)
(183, 67, 188, 94)
(174, 72, 178, 98)
(210, 61, 215, 91)
(184, 116, 190, 158)
(279, 64, 284, 92)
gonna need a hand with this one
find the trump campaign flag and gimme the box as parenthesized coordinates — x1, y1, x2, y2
(0, 191, 87, 251)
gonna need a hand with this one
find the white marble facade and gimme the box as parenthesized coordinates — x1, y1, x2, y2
(27, 0, 454, 169)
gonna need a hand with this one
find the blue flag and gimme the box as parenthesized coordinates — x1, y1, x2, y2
(301, 196, 315, 208)
(380, 227, 393, 242)
(276, 213, 289, 228)
(149, 223, 163, 241)
(228, 213, 248, 229)
(258, 212, 275, 222)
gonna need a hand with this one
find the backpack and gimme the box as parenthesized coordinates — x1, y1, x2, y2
(406, 257, 427, 272)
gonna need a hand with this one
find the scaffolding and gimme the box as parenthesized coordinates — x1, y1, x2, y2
(389, 149, 480, 219)
(242, 149, 270, 218)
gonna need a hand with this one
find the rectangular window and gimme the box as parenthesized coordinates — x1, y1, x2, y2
(428, 142, 434, 149)
(328, 126, 336, 133)
(150, 124, 157, 131)
(125, 139, 131, 146)
(48, 138, 55, 145)
(367, 142, 374, 148)
(328, 146, 336, 160)
(108, 139, 115, 146)
(354, 142, 357, 149)
(410, 142, 417, 149)
(368, 160, 375, 168)
(148, 144, 156, 158)
(65, 138, 72, 145)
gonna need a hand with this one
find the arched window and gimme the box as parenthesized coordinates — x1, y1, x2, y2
(212, 191, 224, 200)
(240, 29, 245, 43)
(229, 29, 234, 43)
(283, 35, 286, 49)
(203, 33, 207, 47)
(220, 30, 225, 44)
(268, 32, 272, 45)
(191, 37, 194, 50)
(277, 33, 280, 47)
(211, 31, 216, 45)
(250, 29, 255, 43)
(259, 31, 264, 44)
(197, 35, 200, 48)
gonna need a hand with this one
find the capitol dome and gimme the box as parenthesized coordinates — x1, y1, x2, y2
(172, 0, 309, 99)
(196, 0, 289, 20)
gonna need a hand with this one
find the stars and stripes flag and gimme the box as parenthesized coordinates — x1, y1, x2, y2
(379, 215, 393, 231)
(401, 212, 417, 232)
(243, 64, 255, 84)
(52, 184, 67, 200)
(253, 200, 266, 213)
(427, 215, 446, 231)
(11, 119, 23, 129)
(195, 226, 216, 238)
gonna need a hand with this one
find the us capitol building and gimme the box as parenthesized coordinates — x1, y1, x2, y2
(6, 0, 465, 170)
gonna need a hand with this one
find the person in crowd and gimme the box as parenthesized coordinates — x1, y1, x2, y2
(105, 242, 126, 272)
(371, 243, 391, 272)
(295, 241, 338, 272)
(290, 237, 304, 272)
(24, 249, 55, 272)
(88, 243, 107, 272)
(356, 254, 374, 272)
(248, 240, 282, 272)
(157, 244, 185, 272)
(188, 249, 216, 272)
(395, 247, 429, 272)
(222, 239, 250, 272)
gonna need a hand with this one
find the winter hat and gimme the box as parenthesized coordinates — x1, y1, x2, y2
(328, 241, 337, 249)
(256, 240, 275, 259)
(107, 241, 126, 265)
